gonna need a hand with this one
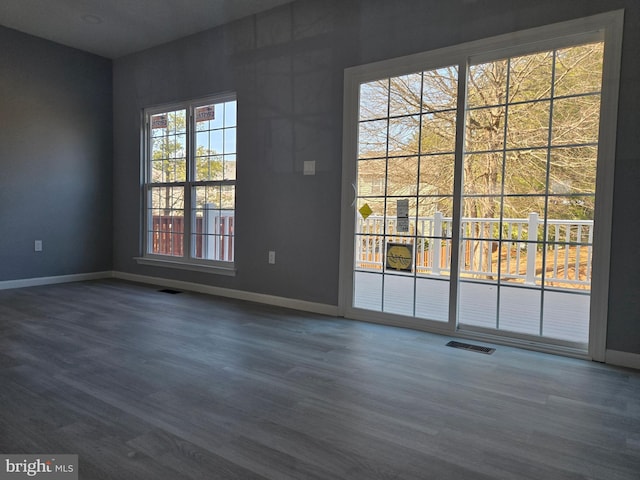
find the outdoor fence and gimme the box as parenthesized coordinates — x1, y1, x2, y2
(151, 207, 234, 261)
(356, 212, 593, 288)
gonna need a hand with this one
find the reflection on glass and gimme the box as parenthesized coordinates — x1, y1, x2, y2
(549, 147, 597, 195)
(503, 150, 547, 195)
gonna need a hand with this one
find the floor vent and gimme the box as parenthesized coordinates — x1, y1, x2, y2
(158, 289, 182, 294)
(446, 340, 495, 354)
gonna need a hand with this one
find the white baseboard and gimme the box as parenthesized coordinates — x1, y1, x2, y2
(112, 271, 339, 317)
(605, 350, 640, 370)
(0, 271, 112, 291)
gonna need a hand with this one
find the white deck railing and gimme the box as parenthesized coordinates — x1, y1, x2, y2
(356, 212, 593, 288)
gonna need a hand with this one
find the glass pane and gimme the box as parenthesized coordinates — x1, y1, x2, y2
(385, 197, 417, 238)
(388, 115, 420, 156)
(224, 127, 237, 154)
(461, 197, 501, 236)
(547, 195, 594, 223)
(499, 286, 541, 336)
(499, 240, 534, 284)
(354, 271, 382, 311)
(463, 153, 503, 195)
(357, 159, 386, 196)
(415, 278, 449, 321)
(542, 291, 590, 343)
(387, 157, 418, 196)
(549, 146, 597, 195)
(193, 185, 221, 209)
(224, 154, 237, 181)
(421, 111, 457, 154)
(358, 120, 387, 159)
(509, 51, 553, 103)
(467, 60, 507, 108)
(224, 100, 237, 127)
(149, 186, 184, 257)
(554, 43, 604, 97)
(355, 234, 384, 270)
(415, 237, 451, 277)
(552, 95, 601, 146)
(502, 196, 546, 229)
(383, 274, 415, 316)
(209, 130, 224, 154)
(458, 281, 497, 328)
(543, 241, 592, 290)
(417, 197, 454, 236)
(506, 101, 550, 149)
(150, 186, 184, 211)
(356, 198, 385, 224)
(419, 154, 455, 196)
(459, 238, 500, 280)
(503, 150, 547, 195)
(465, 106, 506, 152)
(422, 66, 458, 112)
(389, 73, 422, 117)
(150, 109, 187, 182)
(195, 155, 223, 182)
(359, 80, 388, 121)
(221, 185, 235, 209)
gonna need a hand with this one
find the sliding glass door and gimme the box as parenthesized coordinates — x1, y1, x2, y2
(340, 13, 622, 356)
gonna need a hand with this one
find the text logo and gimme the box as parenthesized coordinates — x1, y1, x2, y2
(0, 455, 77, 480)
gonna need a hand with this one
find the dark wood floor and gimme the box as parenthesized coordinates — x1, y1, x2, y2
(0, 279, 638, 479)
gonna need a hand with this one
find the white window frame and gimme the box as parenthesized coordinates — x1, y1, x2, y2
(136, 92, 238, 276)
(339, 11, 623, 361)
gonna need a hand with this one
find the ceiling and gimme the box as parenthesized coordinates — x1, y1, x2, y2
(0, 0, 295, 59)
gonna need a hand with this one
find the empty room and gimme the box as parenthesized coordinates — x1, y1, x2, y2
(0, 0, 639, 478)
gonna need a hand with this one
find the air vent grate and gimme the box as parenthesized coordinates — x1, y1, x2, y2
(446, 340, 495, 354)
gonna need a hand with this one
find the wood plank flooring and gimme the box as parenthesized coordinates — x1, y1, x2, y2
(0, 279, 638, 479)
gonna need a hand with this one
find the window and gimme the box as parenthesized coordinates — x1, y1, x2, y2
(141, 94, 237, 274)
(341, 11, 623, 360)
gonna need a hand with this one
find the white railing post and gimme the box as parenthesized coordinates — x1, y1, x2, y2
(432, 211, 443, 275)
(525, 212, 539, 285)
(203, 203, 218, 260)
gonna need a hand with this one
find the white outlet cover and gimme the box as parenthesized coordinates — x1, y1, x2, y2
(303, 161, 315, 176)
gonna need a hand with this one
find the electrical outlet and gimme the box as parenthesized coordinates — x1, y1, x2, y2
(34, 240, 43, 252)
(268, 250, 276, 264)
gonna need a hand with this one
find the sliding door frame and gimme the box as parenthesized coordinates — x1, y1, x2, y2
(338, 10, 623, 361)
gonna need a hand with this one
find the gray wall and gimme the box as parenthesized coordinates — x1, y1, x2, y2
(0, 27, 113, 281)
(112, 0, 640, 354)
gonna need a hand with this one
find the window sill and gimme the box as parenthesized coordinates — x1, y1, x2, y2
(134, 257, 237, 277)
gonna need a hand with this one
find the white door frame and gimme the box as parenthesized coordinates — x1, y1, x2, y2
(338, 10, 624, 361)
